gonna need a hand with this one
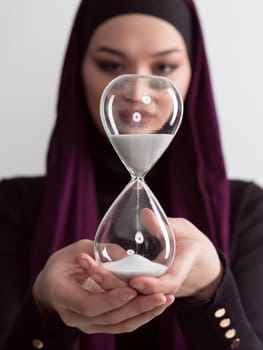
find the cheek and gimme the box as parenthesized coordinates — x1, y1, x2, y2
(82, 71, 107, 133)
(178, 66, 192, 100)
(156, 97, 173, 119)
(170, 64, 192, 100)
(86, 83, 101, 114)
(85, 85, 100, 122)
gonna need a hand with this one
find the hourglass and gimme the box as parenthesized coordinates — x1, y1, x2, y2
(94, 74, 183, 280)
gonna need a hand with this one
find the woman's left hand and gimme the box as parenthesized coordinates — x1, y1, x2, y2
(129, 217, 223, 301)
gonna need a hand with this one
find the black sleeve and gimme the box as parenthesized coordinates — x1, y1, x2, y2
(3, 283, 79, 350)
(173, 181, 263, 350)
(0, 178, 78, 350)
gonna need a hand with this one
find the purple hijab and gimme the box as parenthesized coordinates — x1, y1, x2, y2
(31, 0, 229, 349)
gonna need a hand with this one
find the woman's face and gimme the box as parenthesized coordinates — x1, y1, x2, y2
(82, 14, 192, 134)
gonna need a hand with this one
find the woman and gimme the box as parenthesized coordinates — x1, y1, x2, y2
(0, 0, 262, 349)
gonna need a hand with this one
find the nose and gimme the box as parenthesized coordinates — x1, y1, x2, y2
(123, 77, 150, 102)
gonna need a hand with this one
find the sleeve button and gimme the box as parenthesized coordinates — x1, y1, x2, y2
(231, 338, 241, 349)
(225, 329, 236, 339)
(219, 318, 231, 328)
(32, 338, 44, 349)
(214, 308, 226, 318)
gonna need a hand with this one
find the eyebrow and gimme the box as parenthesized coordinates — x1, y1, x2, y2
(96, 47, 126, 57)
(96, 46, 180, 57)
(151, 48, 181, 57)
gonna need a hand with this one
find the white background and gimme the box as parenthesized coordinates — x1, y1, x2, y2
(1, 1, 263, 186)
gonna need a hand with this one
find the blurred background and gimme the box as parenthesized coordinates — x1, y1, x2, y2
(0, 1, 262, 185)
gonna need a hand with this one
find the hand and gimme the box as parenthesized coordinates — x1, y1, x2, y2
(32, 239, 174, 334)
(129, 217, 223, 301)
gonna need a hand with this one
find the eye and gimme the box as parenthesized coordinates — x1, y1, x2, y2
(96, 60, 124, 73)
(154, 63, 178, 75)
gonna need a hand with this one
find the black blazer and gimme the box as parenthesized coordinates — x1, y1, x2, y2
(0, 178, 262, 349)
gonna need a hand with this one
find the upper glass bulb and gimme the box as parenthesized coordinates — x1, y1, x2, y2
(100, 74, 183, 177)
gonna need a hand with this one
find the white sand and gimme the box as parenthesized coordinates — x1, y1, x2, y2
(110, 134, 173, 176)
(102, 254, 167, 279)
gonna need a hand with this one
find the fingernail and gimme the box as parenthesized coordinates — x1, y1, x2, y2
(146, 296, 166, 308)
(131, 283, 145, 292)
(167, 295, 175, 304)
(90, 274, 103, 284)
(79, 257, 91, 271)
(120, 291, 137, 302)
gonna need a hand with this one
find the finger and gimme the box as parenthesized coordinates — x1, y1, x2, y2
(77, 253, 128, 290)
(141, 208, 172, 241)
(128, 218, 204, 295)
(60, 294, 174, 333)
(140, 208, 175, 264)
(56, 279, 137, 317)
(168, 217, 207, 241)
(80, 277, 106, 293)
(94, 293, 167, 326)
(95, 242, 127, 261)
(64, 239, 95, 258)
(129, 242, 197, 295)
(81, 294, 175, 334)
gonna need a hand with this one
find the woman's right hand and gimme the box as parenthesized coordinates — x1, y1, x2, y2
(32, 239, 174, 334)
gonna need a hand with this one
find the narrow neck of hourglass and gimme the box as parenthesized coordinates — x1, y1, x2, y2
(129, 175, 145, 190)
(130, 172, 147, 182)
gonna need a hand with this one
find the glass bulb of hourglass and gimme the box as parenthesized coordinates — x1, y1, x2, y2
(94, 74, 183, 280)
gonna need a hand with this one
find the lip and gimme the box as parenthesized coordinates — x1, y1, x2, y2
(117, 109, 155, 127)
